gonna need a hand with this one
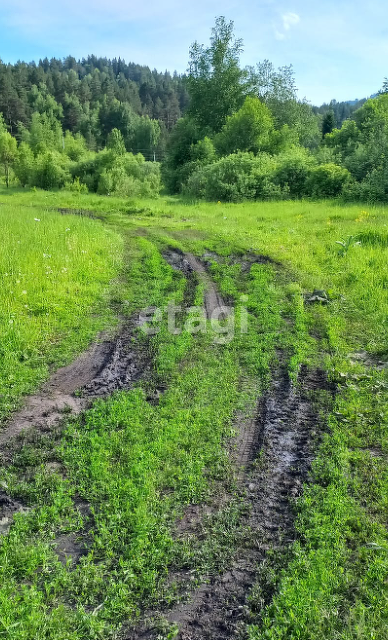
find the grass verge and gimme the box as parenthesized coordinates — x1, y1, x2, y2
(0, 200, 122, 422)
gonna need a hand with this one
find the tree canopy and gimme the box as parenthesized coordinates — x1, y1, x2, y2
(186, 17, 247, 134)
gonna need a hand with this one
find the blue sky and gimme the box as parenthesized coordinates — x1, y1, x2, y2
(0, 0, 387, 105)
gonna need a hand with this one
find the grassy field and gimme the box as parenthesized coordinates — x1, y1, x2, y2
(0, 189, 387, 639)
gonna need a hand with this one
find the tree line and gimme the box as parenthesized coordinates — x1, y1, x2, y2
(162, 18, 388, 203)
(0, 55, 189, 147)
(0, 17, 386, 202)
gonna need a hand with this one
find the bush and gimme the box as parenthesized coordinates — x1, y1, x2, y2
(185, 152, 282, 202)
(163, 133, 215, 194)
(33, 151, 71, 190)
(273, 147, 315, 198)
(307, 163, 351, 197)
(184, 168, 208, 199)
(75, 150, 161, 197)
(187, 152, 256, 201)
(207, 155, 257, 201)
(64, 176, 89, 194)
(342, 168, 388, 203)
(97, 169, 113, 195)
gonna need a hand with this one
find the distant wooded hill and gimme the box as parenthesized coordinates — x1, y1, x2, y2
(313, 98, 368, 127)
(0, 55, 375, 141)
(0, 55, 189, 138)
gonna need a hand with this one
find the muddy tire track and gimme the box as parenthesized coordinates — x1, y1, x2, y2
(0, 322, 150, 449)
(0, 322, 153, 534)
(164, 366, 330, 640)
(163, 249, 227, 319)
(125, 365, 331, 640)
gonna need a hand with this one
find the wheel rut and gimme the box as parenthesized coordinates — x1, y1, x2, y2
(0, 242, 333, 639)
(0, 321, 152, 536)
(125, 364, 332, 639)
(163, 248, 227, 318)
(0, 322, 150, 449)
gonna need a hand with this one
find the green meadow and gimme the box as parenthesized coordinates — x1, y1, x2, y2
(0, 188, 387, 639)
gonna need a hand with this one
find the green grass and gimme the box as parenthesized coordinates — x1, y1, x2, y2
(0, 200, 122, 421)
(1, 188, 388, 639)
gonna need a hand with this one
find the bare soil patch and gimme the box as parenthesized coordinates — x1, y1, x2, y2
(348, 350, 388, 370)
(54, 532, 89, 566)
(232, 252, 281, 273)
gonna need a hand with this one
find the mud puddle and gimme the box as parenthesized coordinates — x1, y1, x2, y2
(231, 252, 281, 273)
(0, 322, 150, 448)
(125, 365, 332, 639)
(56, 207, 97, 218)
(163, 249, 227, 318)
(0, 489, 30, 536)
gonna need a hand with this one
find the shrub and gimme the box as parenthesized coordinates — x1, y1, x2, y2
(307, 163, 351, 197)
(33, 151, 71, 190)
(206, 158, 255, 202)
(185, 152, 281, 202)
(75, 150, 161, 197)
(64, 176, 89, 194)
(342, 167, 388, 203)
(192, 153, 258, 201)
(97, 169, 114, 195)
(163, 134, 216, 194)
(273, 147, 316, 198)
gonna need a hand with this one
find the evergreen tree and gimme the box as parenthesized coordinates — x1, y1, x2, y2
(322, 111, 336, 137)
(380, 78, 388, 95)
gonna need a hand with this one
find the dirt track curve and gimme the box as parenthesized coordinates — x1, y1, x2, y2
(163, 248, 226, 319)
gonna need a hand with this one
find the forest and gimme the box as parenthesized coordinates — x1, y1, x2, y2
(0, 17, 387, 202)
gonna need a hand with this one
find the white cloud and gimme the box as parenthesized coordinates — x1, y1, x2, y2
(282, 12, 300, 31)
(275, 30, 286, 41)
(273, 11, 300, 41)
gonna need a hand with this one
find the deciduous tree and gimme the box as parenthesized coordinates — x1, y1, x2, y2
(0, 131, 17, 187)
(186, 17, 246, 133)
